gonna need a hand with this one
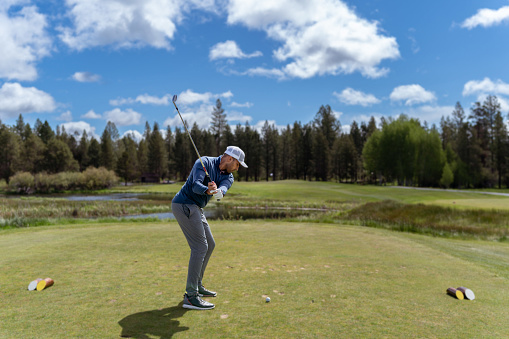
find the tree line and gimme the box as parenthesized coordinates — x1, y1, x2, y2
(1, 95, 508, 188)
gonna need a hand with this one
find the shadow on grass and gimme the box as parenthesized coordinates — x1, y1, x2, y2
(118, 302, 189, 338)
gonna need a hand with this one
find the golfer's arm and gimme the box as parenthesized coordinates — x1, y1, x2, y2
(217, 178, 233, 196)
(191, 163, 209, 195)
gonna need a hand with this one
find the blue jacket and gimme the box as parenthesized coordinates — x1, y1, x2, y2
(172, 155, 234, 208)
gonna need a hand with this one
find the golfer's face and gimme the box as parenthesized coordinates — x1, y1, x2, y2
(227, 157, 240, 173)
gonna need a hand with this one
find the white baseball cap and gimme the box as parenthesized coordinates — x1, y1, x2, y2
(224, 146, 248, 168)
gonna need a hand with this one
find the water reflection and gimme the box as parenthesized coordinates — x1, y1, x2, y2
(122, 206, 324, 220)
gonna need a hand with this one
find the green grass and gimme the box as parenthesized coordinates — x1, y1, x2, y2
(3, 180, 509, 240)
(115, 180, 509, 209)
(0, 220, 508, 338)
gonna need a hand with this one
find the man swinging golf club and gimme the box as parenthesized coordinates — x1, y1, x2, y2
(172, 146, 247, 310)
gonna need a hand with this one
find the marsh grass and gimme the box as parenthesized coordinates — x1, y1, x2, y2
(0, 197, 173, 228)
(2, 180, 509, 240)
(345, 200, 509, 241)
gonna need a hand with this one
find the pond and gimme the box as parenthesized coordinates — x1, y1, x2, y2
(121, 206, 326, 221)
(59, 193, 326, 220)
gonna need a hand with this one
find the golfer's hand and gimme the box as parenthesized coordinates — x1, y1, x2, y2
(207, 181, 217, 195)
(213, 189, 223, 201)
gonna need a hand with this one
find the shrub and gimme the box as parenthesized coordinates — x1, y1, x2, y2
(54, 172, 83, 191)
(81, 167, 119, 190)
(34, 172, 53, 193)
(8, 172, 35, 194)
(9, 168, 119, 194)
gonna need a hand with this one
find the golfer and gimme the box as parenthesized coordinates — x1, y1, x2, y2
(172, 146, 247, 310)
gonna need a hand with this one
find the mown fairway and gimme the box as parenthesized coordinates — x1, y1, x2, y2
(1, 220, 508, 338)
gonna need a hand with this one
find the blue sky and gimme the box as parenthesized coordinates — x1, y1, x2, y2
(1, 0, 509, 141)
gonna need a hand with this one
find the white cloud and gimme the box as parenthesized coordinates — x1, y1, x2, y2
(58, 0, 216, 51)
(390, 84, 436, 106)
(109, 97, 135, 106)
(341, 125, 351, 134)
(136, 94, 170, 105)
(0, 82, 56, 118)
(57, 110, 73, 122)
(252, 120, 286, 133)
(163, 103, 215, 129)
(227, 111, 252, 123)
(242, 67, 286, 79)
(59, 121, 97, 139)
(403, 105, 456, 124)
(0, 3, 52, 81)
(111, 90, 233, 107)
(463, 78, 509, 112)
(163, 89, 236, 129)
(463, 77, 509, 96)
(226, 0, 399, 79)
(82, 110, 102, 119)
(122, 130, 144, 142)
(334, 88, 381, 107)
(471, 93, 509, 112)
(176, 89, 233, 105)
(72, 71, 101, 82)
(461, 6, 509, 29)
(230, 101, 253, 108)
(104, 108, 142, 126)
(209, 40, 262, 60)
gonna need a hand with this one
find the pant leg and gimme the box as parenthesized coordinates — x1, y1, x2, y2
(198, 211, 215, 287)
(171, 202, 209, 295)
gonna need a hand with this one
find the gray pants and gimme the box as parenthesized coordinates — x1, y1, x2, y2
(171, 202, 215, 296)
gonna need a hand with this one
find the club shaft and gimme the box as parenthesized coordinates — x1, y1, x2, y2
(173, 101, 211, 180)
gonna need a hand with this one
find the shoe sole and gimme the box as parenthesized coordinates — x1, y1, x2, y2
(198, 293, 217, 297)
(182, 303, 215, 310)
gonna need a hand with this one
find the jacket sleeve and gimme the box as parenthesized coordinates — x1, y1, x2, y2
(191, 160, 209, 195)
(217, 176, 234, 195)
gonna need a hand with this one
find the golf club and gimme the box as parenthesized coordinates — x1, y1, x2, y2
(172, 94, 212, 181)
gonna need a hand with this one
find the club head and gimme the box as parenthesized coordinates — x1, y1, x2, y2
(172, 95, 178, 103)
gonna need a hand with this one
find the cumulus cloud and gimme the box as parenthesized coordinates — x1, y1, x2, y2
(252, 120, 286, 133)
(57, 111, 73, 122)
(122, 130, 144, 142)
(403, 105, 456, 124)
(176, 89, 233, 105)
(110, 94, 170, 106)
(0, 3, 52, 81)
(72, 71, 101, 82)
(163, 89, 235, 129)
(82, 110, 102, 119)
(209, 40, 262, 60)
(463, 78, 509, 112)
(226, 0, 399, 79)
(390, 84, 436, 106)
(0, 82, 56, 119)
(230, 101, 253, 108)
(227, 111, 252, 123)
(58, 0, 216, 50)
(461, 6, 509, 29)
(59, 121, 97, 139)
(334, 88, 381, 107)
(241, 67, 286, 79)
(104, 108, 142, 126)
(111, 90, 233, 107)
(163, 103, 214, 129)
(463, 77, 509, 96)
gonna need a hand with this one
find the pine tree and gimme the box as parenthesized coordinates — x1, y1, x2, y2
(87, 138, 101, 168)
(493, 111, 508, 188)
(100, 128, 115, 170)
(0, 126, 21, 183)
(210, 99, 228, 156)
(147, 122, 168, 179)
